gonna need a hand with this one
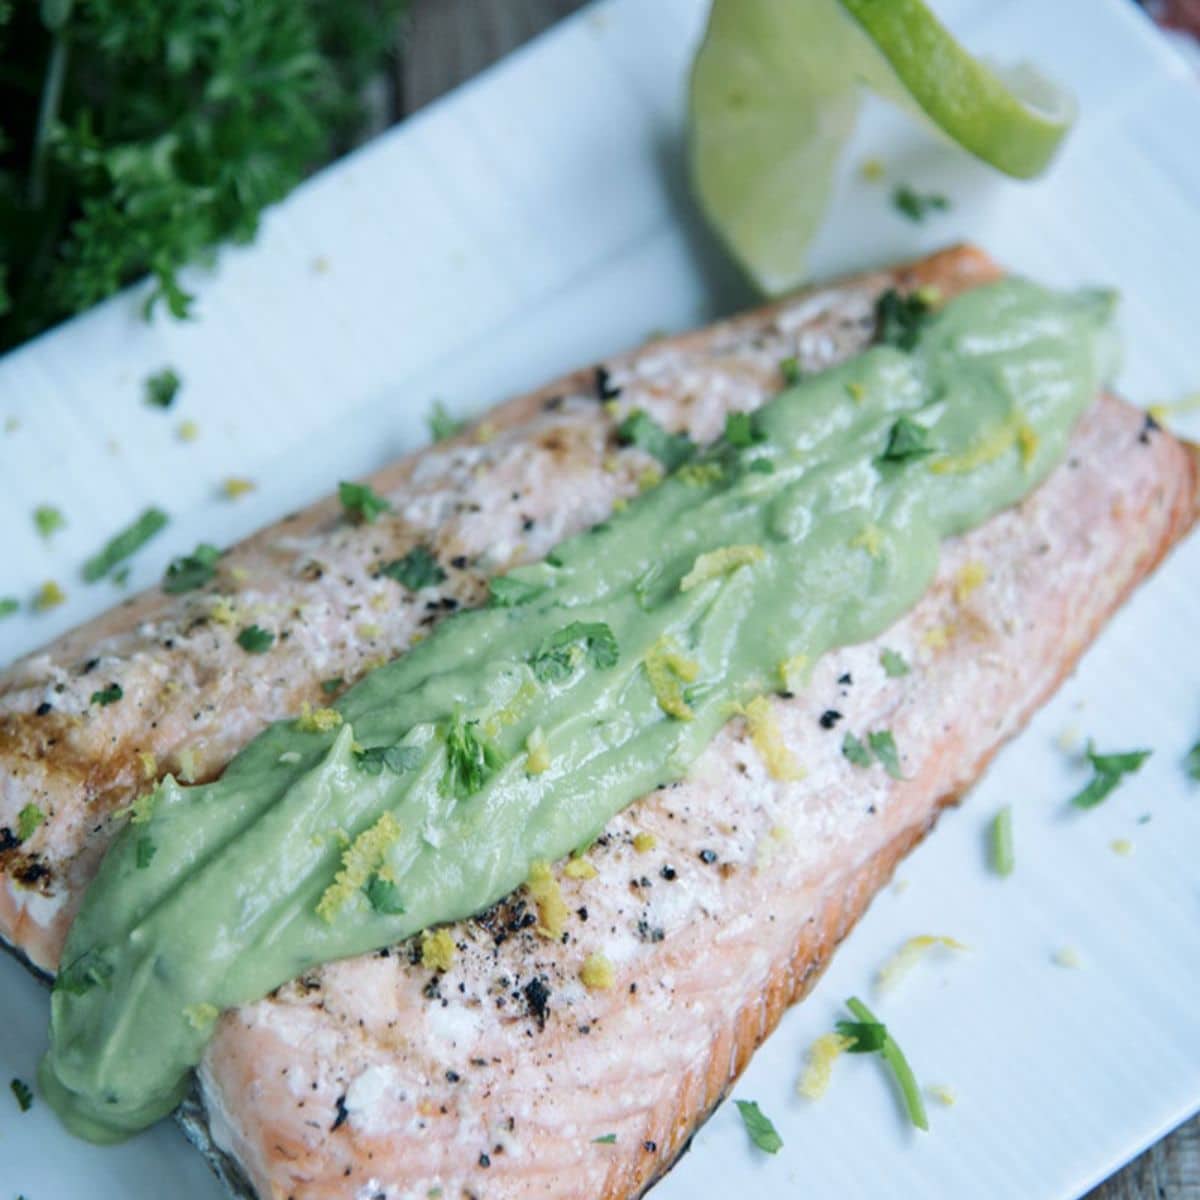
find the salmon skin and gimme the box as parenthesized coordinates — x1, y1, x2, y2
(1, 246, 1196, 1199)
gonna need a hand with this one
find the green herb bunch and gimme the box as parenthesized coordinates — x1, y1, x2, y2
(0, 0, 406, 351)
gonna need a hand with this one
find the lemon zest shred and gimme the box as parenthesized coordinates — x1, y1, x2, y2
(1053, 946, 1082, 969)
(778, 653, 808, 691)
(1016, 422, 1039, 468)
(676, 461, 724, 486)
(209, 596, 237, 626)
(632, 831, 657, 853)
(297, 704, 343, 733)
(930, 421, 1016, 475)
(876, 934, 969, 994)
(474, 421, 496, 445)
(129, 789, 159, 825)
(484, 679, 540, 738)
(580, 953, 615, 991)
(637, 465, 663, 492)
(644, 636, 699, 721)
(420, 928, 456, 972)
(137, 751, 158, 781)
(222, 477, 255, 500)
(928, 1084, 957, 1107)
(798, 1032, 855, 1099)
(954, 560, 987, 606)
(563, 858, 597, 881)
(183, 1002, 219, 1030)
(611, 497, 629, 513)
(739, 694, 805, 781)
(850, 523, 883, 558)
(177, 745, 198, 783)
(526, 860, 569, 940)
(680, 544, 765, 592)
(33, 580, 66, 611)
(1110, 838, 1134, 857)
(921, 623, 955, 650)
(525, 727, 551, 775)
(316, 811, 401, 923)
(845, 381, 865, 403)
(177, 419, 200, 443)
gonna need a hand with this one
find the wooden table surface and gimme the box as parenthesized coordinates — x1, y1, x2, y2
(393, 2, 1199, 1197)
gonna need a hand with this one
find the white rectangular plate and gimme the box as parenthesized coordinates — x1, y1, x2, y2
(1, 1, 1198, 1197)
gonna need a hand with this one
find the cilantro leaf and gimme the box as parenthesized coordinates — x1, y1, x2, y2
(892, 185, 950, 223)
(733, 1099, 783, 1155)
(82, 507, 168, 582)
(724, 411, 766, 449)
(427, 400, 463, 442)
(321, 677, 344, 696)
(163, 543, 221, 594)
(144, 368, 181, 409)
(1070, 742, 1151, 809)
(616, 410, 695, 472)
(879, 417, 934, 464)
(441, 718, 503, 800)
(380, 546, 446, 591)
(90, 683, 123, 706)
(875, 289, 932, 352)
(363, 874, 405, 915)
(236, 625, 274, 654)
(338, 481, 390, 524)
(835, 1019, 889, 1053)
(33, 504, 66, 539)
(842, 732, 872, 768)
(54, 950, 113, 997)
(354, 745, 422, 776)
(10, 1078, 33, 1113)
(0, 598, 18, 620)
(779, 356, 802, 385)
(489, 576, 547, 608)
(1186, 741, 1200, 783)
(136, 836, 156, 869)
(867, 730, 904, 779)
(591, 1133, 617, 1145)
(880, 648, 910, 678)
(16, 804, 43, 842)
(531, 622, 619, 683)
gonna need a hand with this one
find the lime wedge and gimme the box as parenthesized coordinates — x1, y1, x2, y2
(688, 0, 1075, 294)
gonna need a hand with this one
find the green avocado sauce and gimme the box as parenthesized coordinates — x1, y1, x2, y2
(41, 278, 1117, 1142)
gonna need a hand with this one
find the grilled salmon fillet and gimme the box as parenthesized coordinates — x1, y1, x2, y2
(1, 245, 1196, 1199)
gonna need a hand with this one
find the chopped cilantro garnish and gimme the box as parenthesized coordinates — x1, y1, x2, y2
(591, 1133, 617, 1145)
(55, 950, 113, 997)
(879, 416, 934, 464)
(236, 625, 274, 654)
(163, 543, 221, 594)
(991, 805, 1014, 877)
(364, 874, 405, 915)
(1070, 742, 1151, 809)
(844, 996, 928, 1131)
(842, 732, 872, 768)
(144, 367, 181, 409)
(380, 546, 446, 590)
(0, 597, 18, 619)
(531, 622, 619, 683)
(724, 410, 766, 449)
(16, 804, 43, 842)
(354, 745, 422, 776)
(90, 682, 123, 706)
(427, 400, 463, 442)
(10, 1077, 33, 1112)
(616, 409, 695, 472)
(338, 481, 390, 524)
(441, 718, 503, 800)
(880, 648, 910, 678)
(867, 730, 903, 779)
(733, 1099, 783, 1154)
(136, 836, 156, 869)
(875, 288, 931, 352)
(891, 184, 950, 223)
(1186, 741, 1200, 782)
(33, 504, 66, 539)
(81, 507, 168, 582)
(489, 576, 546, 608)
(747, 458, 775, 474)
(779, 356, 802, 385)
(321, 677, 344, 696)
(835, 1019, 889, 1054)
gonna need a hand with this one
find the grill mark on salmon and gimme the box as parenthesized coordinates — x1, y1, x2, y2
(0, 246, 1196, 1199)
